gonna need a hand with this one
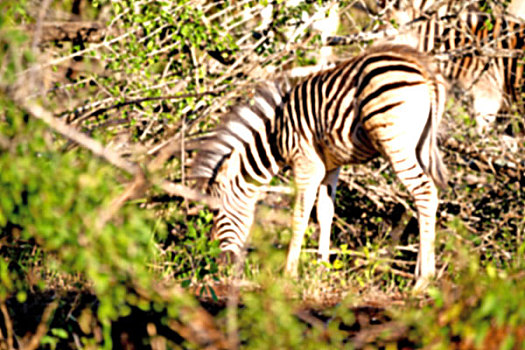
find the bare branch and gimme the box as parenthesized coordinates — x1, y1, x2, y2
(160, 181, 220, 209)
(0, 301, 15, 350)
(24, 21, 109, 43)
(21, 300, 59, 350)
(324, 27, 402, 46)
(20, 100, 221, 209)
(22, 101, 140, 175)
(96, 173, 148, 230)
(75, 90, 224, 125)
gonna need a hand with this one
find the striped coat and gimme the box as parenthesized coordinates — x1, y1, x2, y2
(192, 44, 448, 288)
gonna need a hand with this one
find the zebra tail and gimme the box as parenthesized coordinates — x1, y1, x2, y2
(427, 77, 448, 190)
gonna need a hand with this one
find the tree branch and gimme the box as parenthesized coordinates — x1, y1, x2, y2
(24, 21, 109, 43)
(20, 101, 220, 209)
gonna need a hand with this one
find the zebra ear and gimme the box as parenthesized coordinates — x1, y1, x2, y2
(275, 77, 291, 95)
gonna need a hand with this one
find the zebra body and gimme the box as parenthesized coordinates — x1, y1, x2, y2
(192, 44, 448, 286)
(379, 1, 525, 131)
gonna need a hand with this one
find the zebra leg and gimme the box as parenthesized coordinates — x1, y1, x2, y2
(413, 183, 438, 287)
(317, 167, 341, 263)
(471, 73, 519, 151)
(285, 156, 326, 277)
(471, 72, 504, 134)
(389, 157, 439, 288)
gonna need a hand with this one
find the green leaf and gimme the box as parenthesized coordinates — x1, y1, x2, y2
(50, 328, 69, 339)
(181, 279, 191, 288)
(333, 259, 344, 270)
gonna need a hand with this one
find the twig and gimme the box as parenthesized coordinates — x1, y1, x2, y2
(23, 21, 109, 43)
(17, 23, 141, 77)
(160, 181, 220, 209)
(135, 283, 229, 349)
(0, 301, 15, 350)
(22, 101, 140, 175)
(443, 136, 524, 180)
(22, 300, 59, 350)
(96, 173, 147, 230)
(350, 321, 409, 348)
(324, 27, 401, 47)
(21, 100, 221, 209)
(72, 90, 224, 124)
(376, 265, 414, 279)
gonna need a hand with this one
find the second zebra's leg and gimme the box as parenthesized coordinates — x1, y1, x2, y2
(285, 156, 326, 277)
(317, 167, 341, 263)
(470, 71, 504, 134)
(390, 157, 439, 289)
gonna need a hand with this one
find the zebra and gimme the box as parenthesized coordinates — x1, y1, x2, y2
(192, 43, 448, 288)
(319, 4, 523, 267)
(375, 0, 525, 133)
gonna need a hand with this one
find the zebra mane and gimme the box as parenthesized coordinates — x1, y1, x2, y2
(191, 80, 289, 194)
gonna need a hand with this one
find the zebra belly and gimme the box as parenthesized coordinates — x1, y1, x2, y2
(321, 123, 379, 170)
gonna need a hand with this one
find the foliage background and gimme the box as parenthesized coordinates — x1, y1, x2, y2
(0, 0, 524, 349)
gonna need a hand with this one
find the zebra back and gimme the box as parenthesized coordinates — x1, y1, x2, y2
(274, 43, 448, 282)
(297, 44, 448, 188)
(370, 2, 524, 132)
(192, 43, 448, 285)
(191, 80, 288, 195)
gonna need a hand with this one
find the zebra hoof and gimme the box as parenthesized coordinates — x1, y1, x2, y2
(315, 262, 330, 275)
(412, 276, 431, 294)
(284, 262, 300, 278)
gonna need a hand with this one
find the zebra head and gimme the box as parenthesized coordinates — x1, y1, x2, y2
(192, 81, 288, 259)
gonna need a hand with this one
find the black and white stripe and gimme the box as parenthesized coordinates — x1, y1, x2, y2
(192, 44, 448, 287)
(378, 0, 525, 131)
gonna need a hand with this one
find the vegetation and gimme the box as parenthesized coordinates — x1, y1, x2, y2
(0, 0, 523, 348)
